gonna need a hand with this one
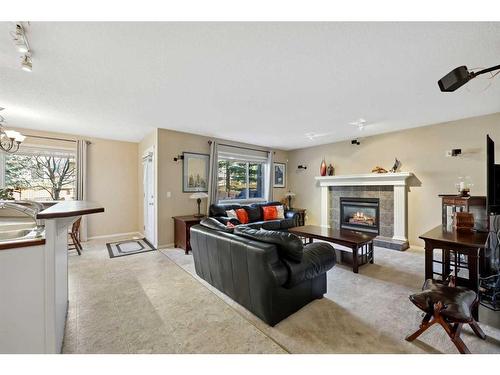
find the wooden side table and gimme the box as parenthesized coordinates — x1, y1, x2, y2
(288, 208, 306, 226)
(173, 215, 205, 254)
(419, 225, 489, 320)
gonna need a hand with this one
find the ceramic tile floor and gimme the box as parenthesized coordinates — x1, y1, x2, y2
(62, 236, 286, 354)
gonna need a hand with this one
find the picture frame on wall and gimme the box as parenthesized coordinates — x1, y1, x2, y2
(183, 152, 210, 192)
(273, 162, 286, 188)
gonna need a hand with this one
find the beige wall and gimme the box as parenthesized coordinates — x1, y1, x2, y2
(86, 136, 138, 238)
(9, 127, 139, 238)
(155, 128, 289, 247)
(287, 112, 500, 246)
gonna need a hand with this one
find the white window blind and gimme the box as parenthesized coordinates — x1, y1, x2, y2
(217, 144, 269, 163)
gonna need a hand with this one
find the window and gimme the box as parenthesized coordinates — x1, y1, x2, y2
(215, 144, 271, 203)
(1, 147, 76, 201)
(217, 160, 265, 201)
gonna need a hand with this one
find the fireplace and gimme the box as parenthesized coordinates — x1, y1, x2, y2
(340, 197, 380, 234)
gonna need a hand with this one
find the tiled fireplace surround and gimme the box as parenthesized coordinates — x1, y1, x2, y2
(330, 186, 393, 237)
(316, 173, 412, 251)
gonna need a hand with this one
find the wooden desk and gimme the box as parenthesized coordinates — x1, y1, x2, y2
(289, 225, 376, 273)
(173, 215, 205, 254)
(419, 225, 489, 320)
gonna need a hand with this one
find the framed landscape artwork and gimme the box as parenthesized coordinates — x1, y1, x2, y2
(273, 162, 286, 188)
(183, 152, 210, 192)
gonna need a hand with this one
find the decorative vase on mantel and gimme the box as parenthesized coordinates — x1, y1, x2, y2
(320, 158, 327, 176)
(327, 163, 334, 176)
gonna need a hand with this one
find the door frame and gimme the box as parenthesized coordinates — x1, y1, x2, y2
(142, 146, 157, 248)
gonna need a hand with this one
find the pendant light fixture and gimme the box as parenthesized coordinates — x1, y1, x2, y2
(0, 108, 25, 153)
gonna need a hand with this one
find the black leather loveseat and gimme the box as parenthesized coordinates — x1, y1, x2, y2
(209, 201, 298, 230)
(190, 218, 336, 326)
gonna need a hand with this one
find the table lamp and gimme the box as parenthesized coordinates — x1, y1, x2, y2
(284, 191, 296, 209)
(190, 192, 208, 217)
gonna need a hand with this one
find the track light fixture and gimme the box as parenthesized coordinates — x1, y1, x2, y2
(21, 54, 33, 72)
(11, 23, 30, 53)
(10, 22, 33, 72)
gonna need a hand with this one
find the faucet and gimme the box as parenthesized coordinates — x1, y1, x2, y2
(0, 200, 45, 228)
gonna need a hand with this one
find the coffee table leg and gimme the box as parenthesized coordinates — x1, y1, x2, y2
(352, 245, 359, 273)
(369, 242, 374, 264)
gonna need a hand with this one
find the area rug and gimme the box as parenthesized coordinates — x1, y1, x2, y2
(106, 238, 156, 258)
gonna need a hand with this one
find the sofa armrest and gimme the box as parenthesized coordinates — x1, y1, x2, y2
(285, 210, 299, 220)
(281, 242, 336, 288)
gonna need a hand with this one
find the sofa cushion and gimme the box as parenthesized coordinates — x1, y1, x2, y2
(281, 242, 336, 288)
(280, 217, 296, 230)
(262, 205, 278, 221)
(243, 205, 262, 222)
(210, 203, 241, 217)
(212, 216, 241, 226)
(234, 226, 303, 262)
(276, 205, 285, 219)
(261, 220, 282, 230)
(199, 217, 235, 233)
(235, 208, 249, 224)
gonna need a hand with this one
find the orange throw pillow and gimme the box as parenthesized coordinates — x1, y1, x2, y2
(235, 208, 249, 224)
(262, 206, 278, 221)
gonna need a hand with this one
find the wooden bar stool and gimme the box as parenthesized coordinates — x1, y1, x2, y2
(68, 218, 83, 255)
(406, 277, 486, 354)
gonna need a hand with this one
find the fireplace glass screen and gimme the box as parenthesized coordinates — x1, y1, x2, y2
(340, 198, 380, 234)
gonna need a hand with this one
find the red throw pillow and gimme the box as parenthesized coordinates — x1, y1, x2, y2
(262, 206, 278, 221)
(235, 208, 249, 224)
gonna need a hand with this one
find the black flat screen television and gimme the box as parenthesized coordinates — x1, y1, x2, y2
(487, 135, 500, 215)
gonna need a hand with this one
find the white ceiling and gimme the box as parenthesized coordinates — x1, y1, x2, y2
(1, 22, 500, 150)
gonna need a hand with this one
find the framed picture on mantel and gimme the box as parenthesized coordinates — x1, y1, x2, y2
(274, 162, 286, 188)
(183, 152, 209, 192)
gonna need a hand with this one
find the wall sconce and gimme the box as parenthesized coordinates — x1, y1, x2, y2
(173, 154, 184, 162)
(297, 165, 307, 170)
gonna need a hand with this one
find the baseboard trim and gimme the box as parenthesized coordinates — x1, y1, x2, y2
(87, 231, 143, 241)
(158, 243, 175, 249)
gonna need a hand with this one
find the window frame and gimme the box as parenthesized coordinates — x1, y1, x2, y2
(216, 158, 267, 204)
(3, 145, 77, 202)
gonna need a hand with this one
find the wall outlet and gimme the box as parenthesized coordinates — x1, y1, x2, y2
(166, 191, 171, 198)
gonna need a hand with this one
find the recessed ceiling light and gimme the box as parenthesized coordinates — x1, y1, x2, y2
(349, 118, 367, 130)
(305, 132, 319, 140)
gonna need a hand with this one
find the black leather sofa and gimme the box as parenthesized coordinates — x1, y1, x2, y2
(190, 218, 336, 326)
(209, 201, 298, 230)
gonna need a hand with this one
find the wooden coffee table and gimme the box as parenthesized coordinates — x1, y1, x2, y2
(289, 225, 376, 273)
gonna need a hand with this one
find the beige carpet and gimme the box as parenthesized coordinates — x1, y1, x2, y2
(161, 244, 500, 354)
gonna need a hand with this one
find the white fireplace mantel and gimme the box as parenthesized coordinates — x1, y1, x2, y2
(315, 172, 413, 243)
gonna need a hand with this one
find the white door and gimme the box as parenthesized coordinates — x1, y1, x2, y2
(143, 153, 155, 244)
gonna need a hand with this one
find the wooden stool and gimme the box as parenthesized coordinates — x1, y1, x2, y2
(68, 218, 83, 255)
(406, 278, 486, 354)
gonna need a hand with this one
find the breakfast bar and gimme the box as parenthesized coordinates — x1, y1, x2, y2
(0, 201, 104, 354)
